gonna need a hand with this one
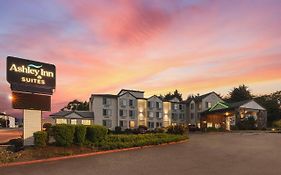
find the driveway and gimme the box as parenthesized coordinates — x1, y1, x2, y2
(1, 132, 281, 175)
(0, 128, 22, 143)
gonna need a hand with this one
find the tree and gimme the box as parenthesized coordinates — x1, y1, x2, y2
(61, 100, 89, 111)
(162, 90, 183, 101)
(227, 85, 253, 102)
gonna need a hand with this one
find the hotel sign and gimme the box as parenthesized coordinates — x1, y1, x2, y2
(7, 56, 56, 95)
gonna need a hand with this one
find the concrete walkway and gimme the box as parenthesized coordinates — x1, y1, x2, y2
(1, 132, 281, 175)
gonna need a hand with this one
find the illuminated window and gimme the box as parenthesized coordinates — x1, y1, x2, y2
(207, 123, 213, 128)
(82, 120, 91, 125)
(70, 119, 77, 125)
(56, 118, 67, 124)
(129, 121, 135, 128)
(214, 123, 221, 129)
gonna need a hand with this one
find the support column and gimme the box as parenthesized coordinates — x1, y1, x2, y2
(23, 109, 42, 146)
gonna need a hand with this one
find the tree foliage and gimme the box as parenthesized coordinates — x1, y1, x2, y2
(160, 90, 183, 101)
(61, 99, 89, 111)
(227, 84, 253, 102)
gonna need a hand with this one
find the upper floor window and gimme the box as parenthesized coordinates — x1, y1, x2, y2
(148, 101, 154, 108)
(103, 109, 112, 117)
(205, 102, 211, 108)
(148, 111, 154, 118)
(156, 112, 162, 119)
(102, 120, 112, 128)
(156, 102, 162, 109)
(191, 113, 194, 120)
(173, 104, 179, 110)
(198, 103, 202, 110)
(119, 109, 127, 117)
(103, 98, 111, 106)
(179, 104, 184, 110)
(190, 103, 194, 110)
(129, 99, 134, 107)
(120, 99, 127, 107)
(129, 110, 135, 118)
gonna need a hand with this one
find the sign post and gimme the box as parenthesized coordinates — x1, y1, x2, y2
(6, 56, 56, 146)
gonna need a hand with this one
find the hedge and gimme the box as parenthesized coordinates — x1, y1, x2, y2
(96, 133, 188, 150)
(53, 124, 75, 146)
(167, 125, 188, 135)
(86, 125, 108, 143)
(34, 131, 48, 147)
(74, 125, 87, 146)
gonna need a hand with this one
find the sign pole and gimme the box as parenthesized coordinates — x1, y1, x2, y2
(23, 109, 42, 146)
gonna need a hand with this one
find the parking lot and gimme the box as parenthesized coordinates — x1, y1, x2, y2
(1, 132, 281, 175)
(0, 128, 22, 143)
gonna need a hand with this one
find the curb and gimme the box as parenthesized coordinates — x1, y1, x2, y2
(0, 140, 187, 168)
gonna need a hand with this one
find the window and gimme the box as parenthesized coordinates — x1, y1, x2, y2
(129, 110, 135, 118)
(119, 120, 127, 127)
(173, 104, 178, 110)
(56, 118, 67, 124)
(70, 119, 77, 125)
(179, 113, 184, 120)
(190, 103, 194, 110)
(119, 110, 126, 117)
(156, 102, 162, 109)
(129, 121, 135, 128)
(103, 98, 107, 105)
(103, 109, 111, 117)
(103, 120, 112, 128)
(82, 120, 91, 125)
(129, 99, 134, 107)
(198, 103, 202, 110)
(207, 122, 213, 128)
(148, 111, 154, 118)
(148, 122, 154, 129)
(156, 112, 162, 119)
(148, 101, 154, 108)
(205, 102, 211, 108)
(156, 122, 162, 128)
(179, 104, 183, 110)
(172, 113, 177, 120)
(120, 99, 127, 107)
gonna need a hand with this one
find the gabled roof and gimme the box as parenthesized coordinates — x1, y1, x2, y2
(50, 111, 94, 119)
(92, 94, 118, 98)
(117, 89, 144, 96)
(147, 95, 162, 101)
(194, 91, 219, 102)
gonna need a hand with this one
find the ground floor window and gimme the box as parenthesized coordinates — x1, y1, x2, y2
(103, 120, 112, 128)
(56, 118, 67, 124)
(82, 119, 91, 125)
(129, 120, 135, 128)
(148, 122, 154, 129)
(156, 122, 162, 128)
(207, 122, 213, 128)
(70, 119, 77, 125)
(119, 120, 127, 128)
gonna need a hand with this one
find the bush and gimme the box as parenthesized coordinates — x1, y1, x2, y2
(43, 123, 52, 131)
(115, 126, 122, 133)
(86, 125, 108, 143)
(138, 125, 148, 134)
(237, 116, 257, 130)
(167, 125, 188, 135)
(34, 131, 48, 147)
(8, 138, 23, 152)
(272, 119, 281, 128)
(154, 128, 165, 133)
(74, 125, 87, 146)
(97, 134, 188, 150)
(53, 124, 75, 146)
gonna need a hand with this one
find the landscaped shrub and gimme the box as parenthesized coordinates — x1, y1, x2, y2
(138, 125, 148, 134)
(96, 134, 188, 150)
(74, 125, 87, 146)
(34, 131, 48, 147)
(86, 125, 108, 143)
(237, 116, 257, 130)
(114, 126, 122, 134)
(8, 138, 23, 152)
(167, 125, 188, 135)
(272, 119, 281, 128)
(154, 128, 165, 133)
(43, 123, 52, 131)
(53, 124, 75, 146)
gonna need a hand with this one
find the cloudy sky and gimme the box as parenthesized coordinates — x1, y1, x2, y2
(1, 0, 281, 117)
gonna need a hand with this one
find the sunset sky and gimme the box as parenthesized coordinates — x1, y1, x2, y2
(1, 0, 281, 117)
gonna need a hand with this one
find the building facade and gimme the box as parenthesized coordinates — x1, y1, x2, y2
(186, 92, 224, 127)
(89, 89, 186, 130)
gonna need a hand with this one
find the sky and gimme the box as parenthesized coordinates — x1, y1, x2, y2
(0, 0, 281, 117)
